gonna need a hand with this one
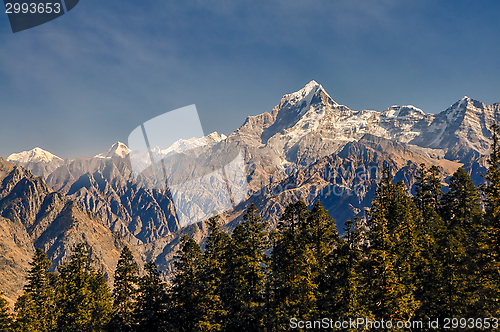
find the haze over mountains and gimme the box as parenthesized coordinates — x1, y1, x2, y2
(2, 81, 499, 303)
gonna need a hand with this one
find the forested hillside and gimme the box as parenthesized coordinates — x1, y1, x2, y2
(3, 125, 500, 331)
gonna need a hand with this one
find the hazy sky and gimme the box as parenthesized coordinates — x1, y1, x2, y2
(1, 0, 500, 158)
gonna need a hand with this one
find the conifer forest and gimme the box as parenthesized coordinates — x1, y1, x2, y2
(4, 125, 500, 331)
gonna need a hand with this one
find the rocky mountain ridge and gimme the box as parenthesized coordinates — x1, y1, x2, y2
(229, 81, 499, 171)
(2, 81, 498, 297)
(0, 157, 137, 305)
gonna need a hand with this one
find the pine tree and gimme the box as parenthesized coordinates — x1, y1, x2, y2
(327, 217, 369, 322)
(414, 164, 442, 213)
(89, 271, 114, 331)
(14, 248, 57, 332)
(110, 246, 139, 332)
(479, 124, 500, 316)
(305, 201, 339, 316)
(412, 164, 445, 319)
(224, 204, 269, 331)
(57, 243, 112, 332)
(440, 167, 483, 316)
(170, 235, 204, 332)
(13, 294, 36, 332)
(0, 293, 13, 332)
(271, 201, 317, 330)
(196, 215, 231, 331)
(483, 124, 500, 221)
(134, 261, 167, 332)
(366, 167, 420, 324)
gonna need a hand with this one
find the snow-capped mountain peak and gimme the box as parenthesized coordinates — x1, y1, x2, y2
(128, 132, 227, 177)
(381, 105, 426, 120)
(156, 131, 227, 157)
(7, 147, 63, 163)
(96, 142, 131, 159)
(279, 80, 337, 112)
(234, 82, 500, 166)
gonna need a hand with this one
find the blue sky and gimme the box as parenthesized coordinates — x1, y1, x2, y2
(1, 0, 500, 158)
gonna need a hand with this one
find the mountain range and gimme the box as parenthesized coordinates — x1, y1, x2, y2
(2, 80, 498, 303)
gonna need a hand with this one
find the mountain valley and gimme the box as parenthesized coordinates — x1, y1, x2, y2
(2, 81, 499, 302)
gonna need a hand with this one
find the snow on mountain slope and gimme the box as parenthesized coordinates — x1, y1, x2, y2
(96, 142, 131, 158)
(157, 131, 226, 158)
(8, 82, 500, 185)
(379, 105, 429, 143)
(7, 147, 63, 163)
(231, 81, 431, 167)
(230, 82, 500, 168)
(128, 131, 227, 178)
(410, 96, 500, 159)
(278, 80, 333, 115)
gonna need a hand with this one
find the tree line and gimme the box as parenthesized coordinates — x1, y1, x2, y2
(2, 125, 500, 331)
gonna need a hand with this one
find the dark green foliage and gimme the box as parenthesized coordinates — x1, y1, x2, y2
(327, 217, 368, 321)
(366, 167, 420, 322)
(11, 134, 500, 330)
(110, 246, 139, 332)
(13, 294, 36, 332)
(414, 164, 442, 213)
(271, 201, 318, 329)
(439, 168, 483, 316)
(0, 293, 13, 332)
(57, 243, 113, 332)
(134, 262, 167, 332)
(412, 164, 445, 319)
(196, 215, 231, 331)
(14, 248, 57, 332)
(170, 235, 204, 332)
(305, 202, 339, 316)
(224, 204, 269, 331)
(483, 124, 500, 221)
(479, 124, 500, 315)
(442, 168, 482, 226)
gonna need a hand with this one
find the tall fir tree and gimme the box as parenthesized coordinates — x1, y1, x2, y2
(440, 167, 483, 316)
(483, 124, 500, 221)
(134, 261, 167, 332)
(414, 164, 442, 213)
(110, 246, 139, 332)
(195, 215, 231, 331)
(305, 201, 339, 316)
(0, 292, 13, 332)
(13, 294, 36, 332)
(366, 167, 420, 325)
(14, 248, 57, 332)
(89, 271, 114, 332)
(479, 124, 500, 316)
(412, 164, 445, 319)
(271, 201, 317, 330)
(56, 243, 112, 332)
(327, 217, 369, 323)
(170, 235, 204, 332)
(224, 204, 269, 331)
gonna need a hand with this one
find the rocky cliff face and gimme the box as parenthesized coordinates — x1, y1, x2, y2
(410, 97, 500, 161)
(230, 81, 500, 172)
(3, 81, 498, 290)
(47, 156, 180, 244)
(0, 158, 136, 304)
